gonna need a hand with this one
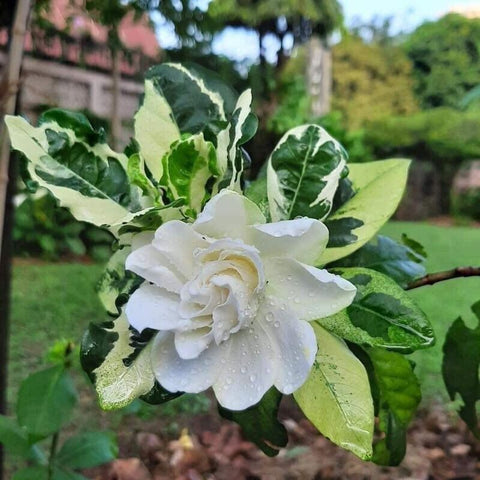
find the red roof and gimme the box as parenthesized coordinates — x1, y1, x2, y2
(0, 0, 161, 75)
(46, 0, 160, 58)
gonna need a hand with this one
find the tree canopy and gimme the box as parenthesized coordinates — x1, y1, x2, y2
(405, 13, 480, 109)
(332, 36, 418, 128)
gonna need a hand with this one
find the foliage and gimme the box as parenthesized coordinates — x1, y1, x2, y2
(365, 107, 480, 163)
(405, 14, 480, 109)
(7, 61, 477, 467)
(14, 191, 114, 261)
(451, 186, 480, 221)
(442, 301, 480, 438)
(332, 234, 426, 288)
(0, 343, 117, 478)
(268, 75, 373, 163)
(332, 36, 418, 129)
(208, 0, 343, 63)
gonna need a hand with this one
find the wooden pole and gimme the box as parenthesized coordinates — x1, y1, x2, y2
(110, 47, 121, 150)
(0, 0, 31, 253)
(0, 1, 31, 478)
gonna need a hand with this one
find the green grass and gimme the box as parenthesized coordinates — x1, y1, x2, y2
(382, 222, 480, 401)
(8, 263, 104, 404)
(7, 221, 480, 406)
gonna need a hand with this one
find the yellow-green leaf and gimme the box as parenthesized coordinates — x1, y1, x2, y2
(294, 324, 374, 460)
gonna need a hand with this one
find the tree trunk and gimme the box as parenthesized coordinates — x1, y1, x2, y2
(111, 47, 121, 150)
(306, 35, 332, 118)
(0, 2, 32, 477)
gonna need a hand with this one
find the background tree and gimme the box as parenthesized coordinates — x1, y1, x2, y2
(208, 0, 343, 91)
(405, 13, 480, 109)
(332, 36, 418, 128)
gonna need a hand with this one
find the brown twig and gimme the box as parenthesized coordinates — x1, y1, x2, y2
(406, 266, 480, 290)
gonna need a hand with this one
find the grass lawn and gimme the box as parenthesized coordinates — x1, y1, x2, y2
(8, 262, 104, 405)
(382, 222, 480, 401)
(8, 221, 480, 406)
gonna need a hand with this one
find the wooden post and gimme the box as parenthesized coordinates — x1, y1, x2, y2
(306, 35, 332, 118)
(0, 1, 31, 478)
(110, 47, 121, 150)
(0, 0, 31, 253)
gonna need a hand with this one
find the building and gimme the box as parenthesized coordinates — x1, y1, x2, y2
(0, 0, 162, 145)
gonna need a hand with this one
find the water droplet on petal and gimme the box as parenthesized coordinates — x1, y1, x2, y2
(265, 312, 274, 322)
(241, 367, 247, 374)
(294, 297, 300, 304)
(287, 275, 293, 281)
(250, 374, 256, 382)
(274, 321, 280, 328)
(226, 377, 233, 385)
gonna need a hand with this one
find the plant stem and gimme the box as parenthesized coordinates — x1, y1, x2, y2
(406, 266, 480, 290)
(47, 432, 59, 480)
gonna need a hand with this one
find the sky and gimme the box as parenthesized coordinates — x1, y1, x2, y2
(155, 0, 480, 62)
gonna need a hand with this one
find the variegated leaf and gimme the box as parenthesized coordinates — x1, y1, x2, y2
(5, 114, 142, 231)
(97, 246, 141, 316)
(145, 63, 237, 145)
(127, 152, 160, 205)
(321, 160, 410, 264)
(294, 324, 374, 460)
(134, 79, 180, 181)
(81, 312, 156, 410)
(215, 89, 258, 193)
(267, 124, 347, 222)
(160, 133, 218, 216)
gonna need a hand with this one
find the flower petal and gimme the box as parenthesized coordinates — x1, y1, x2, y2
(194, 189, 265, 241)
(125, 283, 186, 332)
(258, 298, 317, 394)
(126, 244, 184, 293)
(174, 328, 213, 360)
(265, 258, 356, 321)
(152, 220, 209, 280)
(249, 217, 329, 264)
(212, 323, 276, 410)
(152, 331, 223, 393)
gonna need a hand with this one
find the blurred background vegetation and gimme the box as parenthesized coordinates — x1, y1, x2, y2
(3, 0, 479, 257)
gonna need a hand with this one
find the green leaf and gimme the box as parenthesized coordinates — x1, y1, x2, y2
(294, 324, 374, 460)
(267, 124, 347, 222)
(318, 268, 434, 351)
(442, 301, 480, 438)
(218, 388, 287, 456)
(56, 431, 118, 469)
(145, 63, 236, 144)
(134, 78, 181, 180)
(13, 467, 86, 480)
(366, 348, 421, 465)
(39, 109, 105, 145)
(401, 233, 427, 259)
(332, 235, 426, 288)
(0, 415, 31, 457)
(161, 133, 218, 216)
(215, 89, 258, 192)
(17, 366, 77, 440)
(5, 115, 142, 231)
(13, 467, 49, 480)
(245, 176, 270, 219)
(321, 159, 410, 264)
(81, 313, 158, 410)
(127, 153, 160, 203)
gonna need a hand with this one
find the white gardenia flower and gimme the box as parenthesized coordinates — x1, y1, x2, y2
(125, 190, 356, 411)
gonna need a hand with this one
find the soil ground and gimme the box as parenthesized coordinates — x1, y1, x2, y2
(85, 397, 480, 480)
